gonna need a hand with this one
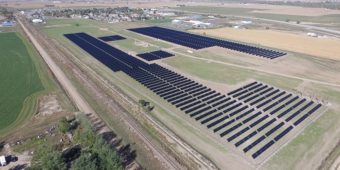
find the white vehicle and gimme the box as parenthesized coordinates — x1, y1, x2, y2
(0, 156, 6, 166)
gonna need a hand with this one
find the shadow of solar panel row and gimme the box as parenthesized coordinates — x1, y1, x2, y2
(128, 26, 286, 59)
(98, 35, 126, 42)
(137, 50, 174, 61)
(65, 32, 322, 160)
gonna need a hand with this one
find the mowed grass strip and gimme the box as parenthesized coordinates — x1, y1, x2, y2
(0, 32, 44, 132)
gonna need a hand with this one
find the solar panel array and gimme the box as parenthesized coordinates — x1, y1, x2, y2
(137, 50, 174, 61)
(98, 35, 126, 42)
(128, 26, 286, 59)
(65, 32, 323, 160)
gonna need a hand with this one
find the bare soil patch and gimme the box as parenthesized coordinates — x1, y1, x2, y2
(38, 94, 63, 116)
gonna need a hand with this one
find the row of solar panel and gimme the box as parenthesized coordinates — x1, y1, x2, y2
(128, 26, 286, 59)
(64, 32, 322, 160)
(225, 82, 322, 157)
(228, 82, 321, 123)
(137, 50, 174, 61)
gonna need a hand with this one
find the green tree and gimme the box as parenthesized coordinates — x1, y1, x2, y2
(58, 117, 70, 134)
(71, 151, 99, 170)
(28, 144, 66, 170)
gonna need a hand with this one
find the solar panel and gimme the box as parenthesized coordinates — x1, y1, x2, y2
(277, 99, 306, 118)
(213, 119, 235, 132)
(243, 135, 266, 153)
(220, 123, 242, 137)
(242, 111, 262, 124)
(227, 127, 250, 142)
(137, 50, 174, 61)
(285, 101, 313, 121)
(236, 108, 255, 120)
(235, 131, 257, 147)
(203, 112, 225, 126)
(129, 27, 286, 59)
(65, 32, 323, 161)
(98, 35, 126, 42)
(274, 126, 294, 141)
(252, 140, 275, 159)
(293, 104, 322, 126)
(257, 118, 276, 132)
(250, 115, 269, 128)
(265, 122, 284, 137)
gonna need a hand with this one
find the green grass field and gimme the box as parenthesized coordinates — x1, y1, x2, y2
(0, 32, 55, 136)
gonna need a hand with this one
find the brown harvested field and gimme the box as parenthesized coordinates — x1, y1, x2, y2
(191, 28, 340, 61)
(225, 3, 340, 16)
(250, 8, 340, 17)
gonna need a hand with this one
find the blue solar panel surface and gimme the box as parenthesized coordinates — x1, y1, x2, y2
(65, 32, 323, 160)
(129, 26, 286, 59)
(98, 35, 126, 42)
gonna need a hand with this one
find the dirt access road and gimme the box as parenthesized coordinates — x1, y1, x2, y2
(17, 16, 183, 170)
(17, 17, 94, 114)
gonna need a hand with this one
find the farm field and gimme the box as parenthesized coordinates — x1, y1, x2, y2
(186, 3, 340, 16)
(0, 32, 54, 136)
(174, 6, 340, 25)
(190, 27, 340, 61)
(42, 18, 340, 170)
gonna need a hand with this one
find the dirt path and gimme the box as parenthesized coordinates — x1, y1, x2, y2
(17, 17, 94, 114)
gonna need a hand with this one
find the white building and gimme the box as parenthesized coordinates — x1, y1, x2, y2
(0, 156, 6, 166)
(32, 19, 43, 23)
